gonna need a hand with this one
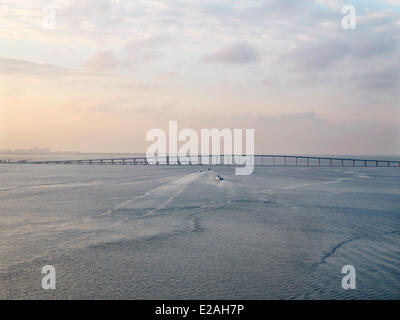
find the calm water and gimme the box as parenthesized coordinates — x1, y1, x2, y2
(0, 163, 399, 299)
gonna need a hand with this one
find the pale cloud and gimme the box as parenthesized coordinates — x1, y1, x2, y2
(120, 34, 176, 64)
(123, 34, 175, 52)
(201, 43, 259, 64)
(312, 0, 344, 10)
(0, 57, 68, 75)
(378, 0, 400, 6)
(353, 65, 400, 90)
(133, 102, 176, 115)
(158, 71, 178, 81)
(283, 39, 350, 72)
(84, 50, 118, 71)
(0, 56, 120, 78)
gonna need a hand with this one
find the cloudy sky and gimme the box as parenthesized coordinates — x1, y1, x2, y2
(0, 0, 399, 155)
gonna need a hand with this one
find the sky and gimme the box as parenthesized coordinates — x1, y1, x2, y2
(0, 0, 399, 155)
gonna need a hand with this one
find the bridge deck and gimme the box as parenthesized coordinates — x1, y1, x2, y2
(1, 155, 399, 167)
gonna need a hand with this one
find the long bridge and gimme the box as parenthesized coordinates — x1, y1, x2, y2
(1, 155, 399, 167)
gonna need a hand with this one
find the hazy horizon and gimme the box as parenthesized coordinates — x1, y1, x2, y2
(1, 148, 400, 158)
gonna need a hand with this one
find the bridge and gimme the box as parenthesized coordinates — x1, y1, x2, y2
(1, 155, 399, 167)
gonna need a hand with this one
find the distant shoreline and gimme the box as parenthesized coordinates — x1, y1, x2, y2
(1, 151, 399, 158)
(0, 151, 138, 155)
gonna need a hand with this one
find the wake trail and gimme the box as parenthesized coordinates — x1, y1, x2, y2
(319, 236, 362, 265)
(281, 178, 352, 190)
(317, 230, 400, 266)
(100, 172, 205, 217)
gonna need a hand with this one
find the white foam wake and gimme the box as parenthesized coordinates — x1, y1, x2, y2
(281, 178, 352, 190)
(101, 172, 204, 216)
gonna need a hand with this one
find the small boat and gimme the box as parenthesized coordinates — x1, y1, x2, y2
(215, 175, 224, 181)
